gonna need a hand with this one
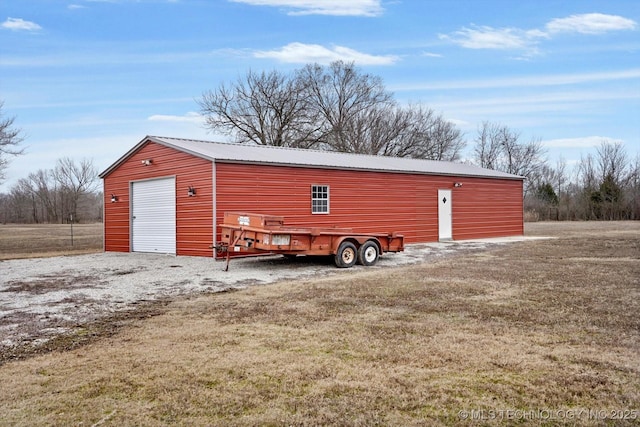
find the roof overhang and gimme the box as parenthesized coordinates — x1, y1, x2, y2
(99, 135, 525, 181)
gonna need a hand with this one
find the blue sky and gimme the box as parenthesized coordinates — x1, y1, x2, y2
(1, 0, 638, 191)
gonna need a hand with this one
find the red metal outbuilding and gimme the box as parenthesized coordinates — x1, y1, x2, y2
(99, 136, 524, 257)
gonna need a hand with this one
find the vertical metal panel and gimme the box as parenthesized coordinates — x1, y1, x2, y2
(452, 177, 524, 240)
(212, 161, 217, 248)
(103, 141, 214, 256)
(104, 141, 524, 258)
(132, 177, 176, 254)
(215, 163, 523, 244)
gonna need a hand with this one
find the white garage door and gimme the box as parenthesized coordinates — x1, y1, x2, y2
(131, 177, 176, 254)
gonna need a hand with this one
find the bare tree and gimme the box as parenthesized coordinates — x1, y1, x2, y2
(371, 105, 465, 160)
(298, 61, 395, 152)
(407, 110, 465, 161)
(573, 141, 632, 220)
(0, 101, 25, 183)
(199, 69, 320, 148)
(626, 154, 640, 219)
(52, 157, 99, 222)
(527, 164, 559, 220)
(553, 158, 570, 220)
(473, 121, 504, 170)
(30, 170, 61, 223)
(198, 61, 465, 160)
(593, 141, 630, 219)
(595, 141, 628, 185)
(473, 121, 546, 194)
(0, 181, 38, 223)
(575, 152, 598, 219)
(299, 63, 466, 159)
(352, 105, 409, 155)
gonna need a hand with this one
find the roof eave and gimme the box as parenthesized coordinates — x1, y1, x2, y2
(98, 135, 216, 178)
(213, 158, 524, 180)
(100, 135, 524, 181)
(99, 136, 150, 178)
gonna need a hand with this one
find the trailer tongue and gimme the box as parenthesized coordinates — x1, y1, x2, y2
(216, 212, 404, 271)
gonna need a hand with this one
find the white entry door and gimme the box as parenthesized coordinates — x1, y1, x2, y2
(438, 189, 452, 241)
(131, 177, 176, 254)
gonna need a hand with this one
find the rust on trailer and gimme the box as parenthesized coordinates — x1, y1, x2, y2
(217, 212, 404, 270)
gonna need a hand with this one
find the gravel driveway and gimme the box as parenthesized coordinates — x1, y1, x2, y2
(0, 237, 533, 352)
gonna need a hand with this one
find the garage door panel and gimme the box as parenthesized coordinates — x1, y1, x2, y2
(132, 178, 176, 254)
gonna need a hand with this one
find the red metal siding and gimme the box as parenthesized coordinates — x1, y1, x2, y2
(103, 142, 214, 256)
(214, 163, 523, 244)
(452, 177, 524, 240)
(104, 142, 523, 258)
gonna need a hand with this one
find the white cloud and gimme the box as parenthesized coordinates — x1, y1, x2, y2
(253, 43, 398, 65)
(422, 52, 443, 58)
(441, 13, 637, 54)
(1, 17, 42, 32)
(229, 0, 383, 16)
(546, 13, 637, 34)
(68, 4, 87, 9)
(542, 136, 619, 148)
(439, 26, 538, 50)
(254, 42, 398, 65)
(148, 112, 204, 124)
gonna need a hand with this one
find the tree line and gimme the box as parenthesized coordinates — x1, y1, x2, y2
(0, 158, 102, 224)
(527, 142, 640, 221)
(1, 61, 638, 223)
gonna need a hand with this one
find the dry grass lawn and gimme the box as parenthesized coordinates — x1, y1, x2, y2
(0, 223, 103, 260)
(0, 222, 638, 426)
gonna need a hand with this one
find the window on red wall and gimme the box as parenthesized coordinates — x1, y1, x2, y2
(311, 185, 329, 214)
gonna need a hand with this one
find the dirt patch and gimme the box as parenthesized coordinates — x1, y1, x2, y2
(0, 299, 171, 365)
(2, 274, 104, 294)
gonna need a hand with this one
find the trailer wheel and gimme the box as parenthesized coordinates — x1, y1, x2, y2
(358, 241, 379, 266)
(335, 241, 357, 268)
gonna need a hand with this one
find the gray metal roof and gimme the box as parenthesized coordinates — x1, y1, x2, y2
(100, 135, 523, 180)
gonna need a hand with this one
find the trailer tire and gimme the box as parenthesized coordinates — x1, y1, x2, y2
(358, 240, 379, 266)
(335, 241, 357, 268)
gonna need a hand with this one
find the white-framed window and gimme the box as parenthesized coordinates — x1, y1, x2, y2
(311, 185, 329, 214)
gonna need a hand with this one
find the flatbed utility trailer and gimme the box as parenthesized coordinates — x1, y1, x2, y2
(216, 212, 404, 270)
